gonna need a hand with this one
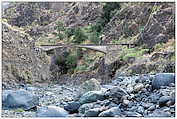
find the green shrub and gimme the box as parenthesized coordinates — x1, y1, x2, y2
(139, 26, 145, 32)
(91, 21, 103, 32)
(170, 54, 175, 62)
(119, 48, 149, 61)
(89, 3, 121, 33)
(65, 28, 75, 38)
(56, 21, 65, 32)
(66, 54, 78, 69)
(75, 65, 88, 72)
(99, 2, 121, 29)
(65, 25, 101, 44)
(83, 25, 93, 33)
(76, 48, 84, 59)
(55, 56, 63, 65)
(112, 39, 119, 44)
(154, 43, 164, 51)
(55, 21, 66, 40)
(88, 32, 100, 44)
(72, 28, 87, 43)
(58, 33, 65, 40)
(123, 23, 131, 37)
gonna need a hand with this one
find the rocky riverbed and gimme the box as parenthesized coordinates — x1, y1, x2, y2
(2, 73, 175, 117)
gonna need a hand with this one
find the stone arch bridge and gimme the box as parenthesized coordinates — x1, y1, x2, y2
(37, 43, 136, 65)
(38, 44, 136, 54)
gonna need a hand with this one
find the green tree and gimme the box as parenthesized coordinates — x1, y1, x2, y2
(56, 21, 66, 40)
(72, 28, 87, 44)
(88, 32, 100, 44)
(102, 2, 121, 21)
(66, 54, 78, 73)
(65, 27, 75, 38)
(94, 2, 121, 32)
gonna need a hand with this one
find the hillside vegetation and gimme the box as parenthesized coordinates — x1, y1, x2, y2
(2, 2, 175, 84)
(2, 2, 175, 118)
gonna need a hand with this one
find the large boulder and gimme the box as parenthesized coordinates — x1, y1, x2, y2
(79, 78, 101, 97)
(148, 109, 171, 117)
(2, 90, 14, 105)
(123, 111, 142, 117)
(84, 108, 101, 117)
(79, 91, 106, 104)
(36, 106, 68, 117)
(152, 73, 175, 90)
(78, 103, 94, 114)
(158, 96, 173, 107)
(98, 107, 121, 117)
(104, 86, 128, 104)
(64, 101, 81, 113)
(3, 89, 39, 110)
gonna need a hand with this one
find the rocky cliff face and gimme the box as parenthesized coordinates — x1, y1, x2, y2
(2, 22, 51, 88)
(3, 2, 61, 27)
(99, 2, 175, 76)
(3, 2, 102, 39)
(102, 3, 175, 48)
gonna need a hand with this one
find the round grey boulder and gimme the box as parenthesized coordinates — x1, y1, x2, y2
(158, 96, 172, 107)
(123, 111, 142, 117)
(147, 105, 156, 111)
(64, 101, 81, 113)
(104, 86, 128, 104)
(2, 90, 14, 106)
(152, 73, 175, 90)
(78, 78, 101, 97)
(78, 103, 94, 114)
(36, 106, 68, 117)
(3, 89, 39, 110)
(84, 108, 101, 117)
(148, 109, 171, 117)
(79, 91, 106, 104)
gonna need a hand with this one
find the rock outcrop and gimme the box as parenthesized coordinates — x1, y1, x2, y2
(2, 22, 51, 88)
(3, 89, 39, 110)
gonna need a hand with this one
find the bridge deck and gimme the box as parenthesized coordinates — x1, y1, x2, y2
(37, 44, 136, 54)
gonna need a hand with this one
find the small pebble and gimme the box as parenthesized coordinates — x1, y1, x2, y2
(168, 83, 175, 87)
(147, 105, 156, 111)
(123, 99, 130, 106)
(134, 83, 144, 92)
